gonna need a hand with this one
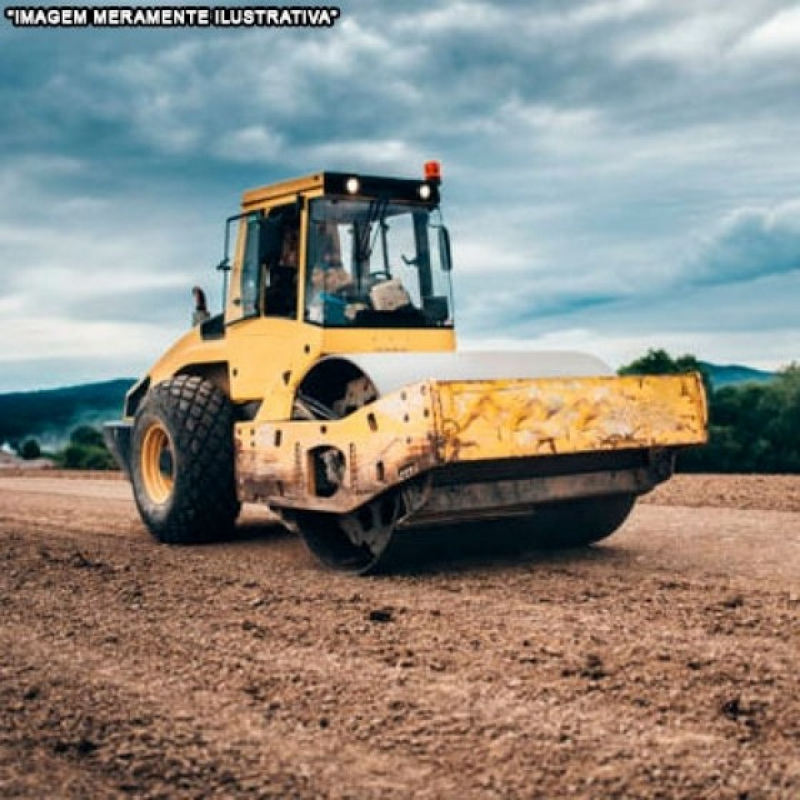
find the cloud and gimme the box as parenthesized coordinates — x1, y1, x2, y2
(451, 193, 800, 357)
(214, 126, 285, 164)
(735, 5, 800, 58)
(463, 269, 800, 372)
(26, 16, 430, 169)
(617, 6, 749, 66)
(690, 200, 800, 284)
(0, 1, 798, 390)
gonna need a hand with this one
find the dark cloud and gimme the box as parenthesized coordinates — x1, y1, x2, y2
(691, 203, 800, 284)
(1, 0, 798, 388)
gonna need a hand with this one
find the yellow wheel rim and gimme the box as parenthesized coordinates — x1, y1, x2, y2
(140, 422, 174, 504)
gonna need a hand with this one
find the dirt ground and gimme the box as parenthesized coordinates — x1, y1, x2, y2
(1, 472, 798, 799)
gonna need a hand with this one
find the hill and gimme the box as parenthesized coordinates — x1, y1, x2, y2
(699, 362, 776, 389)
(0, 378, 134, 450)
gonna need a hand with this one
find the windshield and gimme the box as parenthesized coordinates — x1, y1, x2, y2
(305, 197, 454, 328)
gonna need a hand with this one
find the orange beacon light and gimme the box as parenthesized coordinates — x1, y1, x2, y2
(424, 160, 442, 184)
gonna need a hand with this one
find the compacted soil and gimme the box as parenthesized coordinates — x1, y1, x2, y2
(0, 472, 798, 799)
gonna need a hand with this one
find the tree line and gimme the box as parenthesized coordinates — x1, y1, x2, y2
(619, 349, 799, 474)
(14, 425, 117, 470)
(6, 355, 798, 474)
(0, 379, 132, 445)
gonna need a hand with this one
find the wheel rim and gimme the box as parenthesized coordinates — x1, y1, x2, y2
(140, 422, 175, 504)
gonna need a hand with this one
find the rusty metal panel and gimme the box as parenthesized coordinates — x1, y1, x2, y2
(235, 380, 439, 513)
(430, 373, 708, 463)
(236, 372, 707, 515)
(405, 467, 655, 528)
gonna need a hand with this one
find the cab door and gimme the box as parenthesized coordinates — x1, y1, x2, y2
(226, 204, 302, 324)
(226, 211, 266, 325)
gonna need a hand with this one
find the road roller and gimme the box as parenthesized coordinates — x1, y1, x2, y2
(104, 163, 707, 572)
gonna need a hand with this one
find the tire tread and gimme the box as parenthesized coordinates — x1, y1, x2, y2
(131, 375, 240, 544)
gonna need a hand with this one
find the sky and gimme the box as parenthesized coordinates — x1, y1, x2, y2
(1, 0, 798, 392)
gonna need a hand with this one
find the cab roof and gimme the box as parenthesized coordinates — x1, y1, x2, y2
(241, 171, 440, 211)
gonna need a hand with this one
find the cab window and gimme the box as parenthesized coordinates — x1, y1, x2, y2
(238, 206, 300, 319)
(238, 214, 264, 317)
(264, 206, 299, 319)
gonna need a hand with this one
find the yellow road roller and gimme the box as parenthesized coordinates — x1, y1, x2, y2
(104, 163, 707, 572)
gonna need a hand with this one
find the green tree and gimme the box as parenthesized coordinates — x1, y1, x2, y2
(56, 425, 117, 470)
(762, 363, 800, 471)
(20, 438, 41, 460)
(70, 425, 105, 448)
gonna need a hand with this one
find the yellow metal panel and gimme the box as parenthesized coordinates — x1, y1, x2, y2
(140, 317, 457, 419)
(145, 327, 229, 389)
(318, 326, 456, 356)
(241, 174, 325, 210)
(431, 373, 708, 462)
(222, 321, 455, 411)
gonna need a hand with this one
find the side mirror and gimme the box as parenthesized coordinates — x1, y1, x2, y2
(438, 226, 453, 272)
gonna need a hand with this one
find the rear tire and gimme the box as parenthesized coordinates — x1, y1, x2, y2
(533, 494, 636, 548)
(130, 375, 240, 544)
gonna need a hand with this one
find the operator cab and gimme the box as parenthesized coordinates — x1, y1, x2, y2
(304, 192, 453, 328)
(221, 163, 455, 331)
